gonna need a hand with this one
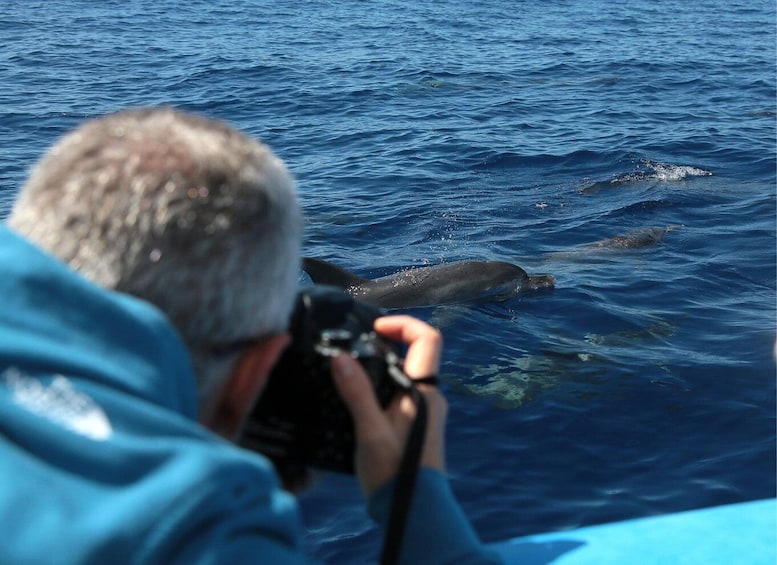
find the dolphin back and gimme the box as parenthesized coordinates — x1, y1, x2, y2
(302, 257, 369, 288)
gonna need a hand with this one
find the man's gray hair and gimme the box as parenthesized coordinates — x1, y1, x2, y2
(9, 107, 303, 404)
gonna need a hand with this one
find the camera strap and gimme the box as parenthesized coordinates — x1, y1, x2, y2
(379, 383, 431, 565)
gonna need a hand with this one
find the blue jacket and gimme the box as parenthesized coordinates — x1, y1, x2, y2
(0, 225, 499, 564)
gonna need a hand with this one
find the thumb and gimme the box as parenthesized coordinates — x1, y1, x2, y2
(331, 353, 387, 436)
(331, 352, 405, 495)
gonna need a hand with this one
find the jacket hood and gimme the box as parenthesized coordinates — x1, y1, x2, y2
(0, 224, 198, 419)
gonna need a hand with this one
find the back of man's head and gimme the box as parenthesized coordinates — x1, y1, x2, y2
(9, 107, 303, 404)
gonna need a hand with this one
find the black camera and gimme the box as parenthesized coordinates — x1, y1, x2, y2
(239, 285, 411, 476)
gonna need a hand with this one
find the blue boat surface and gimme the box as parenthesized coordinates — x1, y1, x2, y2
(490, 498, 776, 564)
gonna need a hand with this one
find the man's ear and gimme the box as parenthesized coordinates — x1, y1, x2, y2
(206, 333, 290, 439)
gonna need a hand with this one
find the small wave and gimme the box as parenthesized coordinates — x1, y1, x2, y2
(581, 160, 713, 194)
(647, 161, 713, 181)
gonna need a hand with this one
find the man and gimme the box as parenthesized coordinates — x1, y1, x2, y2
(1, 108, 500, 563)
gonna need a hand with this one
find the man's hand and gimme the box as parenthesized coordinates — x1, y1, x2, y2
(331, 315, 447, 496)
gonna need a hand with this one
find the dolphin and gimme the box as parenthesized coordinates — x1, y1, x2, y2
(302, 257, 555, 309)
(303, 226, 678, 308)
(542, 225, 682, 261)
(582, 225, 682, 249)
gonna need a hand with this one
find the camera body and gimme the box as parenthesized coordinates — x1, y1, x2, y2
(239, 285, 409, 475)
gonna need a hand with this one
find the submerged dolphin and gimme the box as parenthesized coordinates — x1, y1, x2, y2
(302, 257, 555, 309)
(542, 225, 682, 261)
(582, 225, 681, 249)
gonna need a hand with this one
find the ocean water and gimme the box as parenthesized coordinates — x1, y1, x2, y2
(1, 1, 775, 563)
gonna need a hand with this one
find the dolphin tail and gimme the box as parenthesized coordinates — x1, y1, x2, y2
(302, 257, 369, 289)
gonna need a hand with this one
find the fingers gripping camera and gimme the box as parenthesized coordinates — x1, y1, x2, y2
(239, 285, 412, 476)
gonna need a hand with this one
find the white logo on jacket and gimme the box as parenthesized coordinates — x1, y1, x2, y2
(2, 367, 113, 440)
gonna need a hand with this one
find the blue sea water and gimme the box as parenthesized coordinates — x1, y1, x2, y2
(1, 1, 775, 563)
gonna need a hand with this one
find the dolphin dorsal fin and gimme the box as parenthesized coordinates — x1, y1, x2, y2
(302, 257, 369, 288)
